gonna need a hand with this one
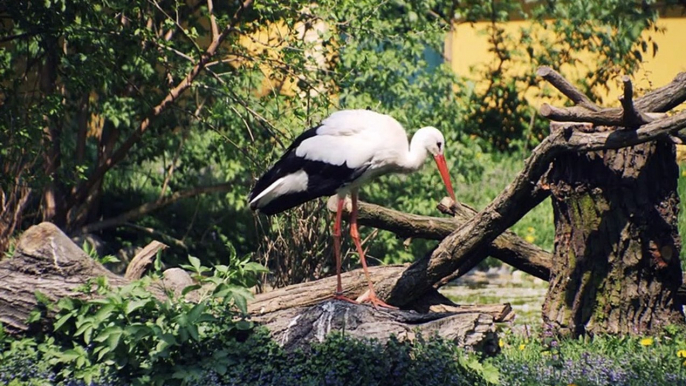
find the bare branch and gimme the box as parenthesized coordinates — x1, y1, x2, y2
(634, 71, 686, 112)
(385, 108, 686, 306)
(539, 104, 623, 126)
(125, 241, 168, 280)
(207, 0, 219, 40)
(119, 223, 187, 250)
(537, 66, 600, 112)
(619, 76, 654, 129)
(70, 0, 254, 207)
(566, 110, 686, 151)
(538, 69, 685, 128)
(326, 194, 551, 282)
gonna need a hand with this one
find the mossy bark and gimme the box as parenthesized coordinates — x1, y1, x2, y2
(542, 136, 684, 335)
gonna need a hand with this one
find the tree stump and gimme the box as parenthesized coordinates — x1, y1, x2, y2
(543, 127, 684, 335)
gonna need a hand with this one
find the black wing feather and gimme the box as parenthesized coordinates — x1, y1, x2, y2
(248, 126, 369, 215)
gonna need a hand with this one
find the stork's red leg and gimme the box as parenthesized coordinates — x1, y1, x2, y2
(332, 195, 356, 303)
(350, 191, 397, 309)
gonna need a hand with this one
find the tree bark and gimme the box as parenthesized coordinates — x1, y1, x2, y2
(536, 68, 686, 336)
(543, 128, 684, 335)
(252, 299, 503, 354)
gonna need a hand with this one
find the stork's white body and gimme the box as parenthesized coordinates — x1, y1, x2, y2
(248, 109, 440, 215)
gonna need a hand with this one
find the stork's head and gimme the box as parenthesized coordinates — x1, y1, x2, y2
(416, 126, 456, 202)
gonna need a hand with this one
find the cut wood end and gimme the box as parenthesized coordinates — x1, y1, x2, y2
(539, 103, 553, 116)
(124, 241, 168, 280)
(536, 66, 553, 77)
(438, 197, 457, 216)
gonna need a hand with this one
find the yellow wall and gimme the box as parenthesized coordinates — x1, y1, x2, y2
(447, 18, 686, 105)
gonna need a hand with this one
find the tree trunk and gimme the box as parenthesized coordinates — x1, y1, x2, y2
(542, 132, 684, 335)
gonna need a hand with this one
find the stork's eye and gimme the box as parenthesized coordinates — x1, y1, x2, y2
(436, 142, 442, 151)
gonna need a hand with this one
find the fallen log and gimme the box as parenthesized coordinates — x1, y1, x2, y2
(1, 222, 511, 354)
(0, 222, 166, 332)
(252, 299, 504, 353)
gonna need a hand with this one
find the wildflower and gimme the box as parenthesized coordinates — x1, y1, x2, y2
(499, 339, 504, 348)
(525, 235, 536, 243)
(519, 344, 526, 351)
(677, 349, 686, 358)
(639, 337, 654, 346)
(527, 227, 535, 233)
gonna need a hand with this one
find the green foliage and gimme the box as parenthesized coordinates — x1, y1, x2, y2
(4, 320, 686, 385)
(81, 241, 120, 265)
(13, 255, 266, 385)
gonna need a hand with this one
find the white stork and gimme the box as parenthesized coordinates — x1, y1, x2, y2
(248, 109, 456, 308)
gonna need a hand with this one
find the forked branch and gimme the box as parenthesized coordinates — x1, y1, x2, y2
(539, 67, 686, 128)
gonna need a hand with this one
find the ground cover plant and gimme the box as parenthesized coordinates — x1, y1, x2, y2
(3, 315, 686, 386)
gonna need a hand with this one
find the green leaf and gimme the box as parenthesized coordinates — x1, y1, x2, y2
(74, 320, 93, 338)
(186, 323, 199, 341)
(34, 290, 51, 305)
(59, 349, 81, 363)
(107, 330, 122, 351)
(125, 299, 151, 315)
(95, 325, 122, 343)
(94, 304, 115, 323)
(235, 320, 253, 331)
(242, 262, 269, 273)
(26, 309, 42, 324)
(188, 255, 201, 271)
(54, 313, 74, 331)
(56, 297, 75, 311)
(182, 284, 201, 296)
(188, 302, 206, 322)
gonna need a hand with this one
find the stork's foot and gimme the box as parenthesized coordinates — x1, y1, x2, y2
(357, 290, 398, 309)
(332, 292, 358, 304)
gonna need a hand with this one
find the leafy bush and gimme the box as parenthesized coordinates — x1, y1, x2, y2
(5, 323, 686, 386)
(10, 255, 266, 385)
(198, 332, 496, 386)
(1, 326, 496, 386)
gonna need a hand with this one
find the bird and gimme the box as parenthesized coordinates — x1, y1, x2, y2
(248, 109, 456, 308)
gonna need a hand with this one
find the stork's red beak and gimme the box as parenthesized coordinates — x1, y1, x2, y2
(433, 154, 456, 202)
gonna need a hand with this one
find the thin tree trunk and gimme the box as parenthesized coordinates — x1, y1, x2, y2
(40, 37, 64, 227)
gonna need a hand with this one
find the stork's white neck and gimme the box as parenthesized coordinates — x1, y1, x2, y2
(401, 128, 433, 172)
